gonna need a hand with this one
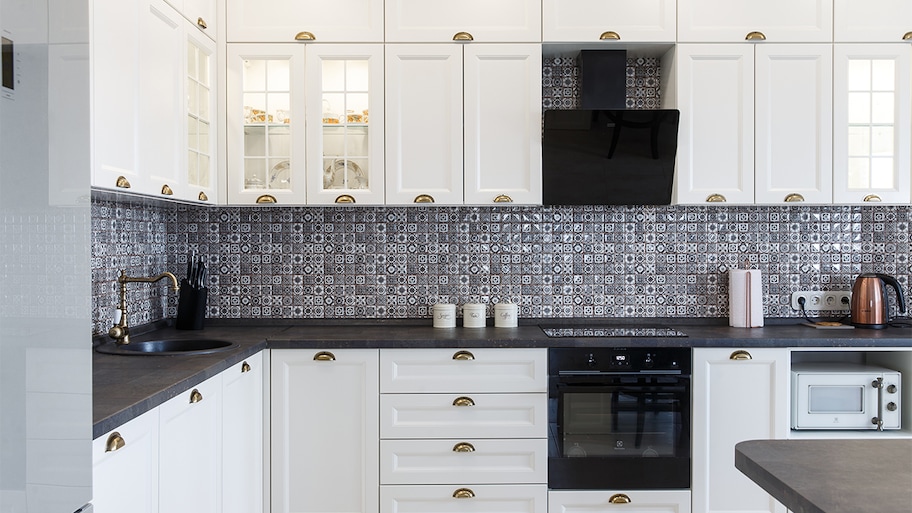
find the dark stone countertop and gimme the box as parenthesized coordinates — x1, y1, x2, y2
(93, 318, 912, 438)
(735, 439, 912, 513)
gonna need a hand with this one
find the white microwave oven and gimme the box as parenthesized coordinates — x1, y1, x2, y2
(791, 363, 901, 430)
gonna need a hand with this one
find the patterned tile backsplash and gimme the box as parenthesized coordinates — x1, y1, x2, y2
(90, 194, 912, 336)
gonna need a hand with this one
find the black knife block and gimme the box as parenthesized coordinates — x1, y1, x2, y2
(176, 279, 207, 330)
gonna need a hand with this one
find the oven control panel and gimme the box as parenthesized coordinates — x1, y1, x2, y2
(551, 347, 691, 374)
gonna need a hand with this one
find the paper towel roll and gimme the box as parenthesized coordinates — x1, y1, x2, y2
(729, 269, 763, 328)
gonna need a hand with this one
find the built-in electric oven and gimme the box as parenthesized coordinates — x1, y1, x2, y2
(547, 341, 692, 490)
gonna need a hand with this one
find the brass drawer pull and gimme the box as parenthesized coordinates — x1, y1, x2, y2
(863, 194, 882, 202)
(198, 191, 208, 202)
(745, 31, 767, 41)
(493, 194, 513, 203)
(161, 184, 173, 196)
(105, 432, 125, 453)
(452, 350, 475, 361)
(452, 488, 475, 499)
(115, 176, 131, 189)
(609, 494, 631, 504)
(414, 194, 435, 203)
(453, 32, 474, 41)
(197, 17, 207, 29)
(453, 396, 475, 407)
(599, 31, 620, 41)
(730, 350, 753, 361)
(706, 193, 727, 203)
(189, 389, 203, 403)
(314, 351, 336, 361)
(335, 194, 356, 204)
(903, 31, 912, 41)
(784, 193, 805, 202)
(241, 362, 251, 373)
(256, 194, 277, 204)
(295, 31, 316, 41)
(453, 442, 476, 452)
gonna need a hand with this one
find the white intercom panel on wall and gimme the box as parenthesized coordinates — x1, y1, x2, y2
(1, 28, 17, 100)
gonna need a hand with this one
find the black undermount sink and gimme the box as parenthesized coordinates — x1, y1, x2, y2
(95, 338, 237, 356)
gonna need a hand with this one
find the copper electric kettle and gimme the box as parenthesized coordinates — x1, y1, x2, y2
(850, 273, 906, 329)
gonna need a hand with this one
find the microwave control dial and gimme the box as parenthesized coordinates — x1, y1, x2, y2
(887, 384, 897, 394)
(887, 402, 898, 412)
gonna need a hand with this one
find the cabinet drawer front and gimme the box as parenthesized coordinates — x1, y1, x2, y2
(381, 349, 547, 393)
(381, 484, 548, 513)
(381, 393, 547, 439)
(549, 489, 692, 513)
(381, 439, 547, 485)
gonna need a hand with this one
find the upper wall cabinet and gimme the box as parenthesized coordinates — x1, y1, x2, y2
(677, 0, 832, 43)
(385, 0, 541, 42)
(542, 0, 676, 43)
(165, 0, 216, 40)
(834, 0, 912, 42)
(226, 0, 383, 43)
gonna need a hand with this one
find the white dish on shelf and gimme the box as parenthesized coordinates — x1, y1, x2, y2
(323, 159, 366, 189)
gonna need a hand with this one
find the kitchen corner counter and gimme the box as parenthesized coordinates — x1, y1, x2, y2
(735, 439, 912, 513)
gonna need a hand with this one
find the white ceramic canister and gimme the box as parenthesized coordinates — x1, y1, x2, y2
(462, 303, 487, 328)
(494, 303, 518, 328)
(432, 303, 457, 328)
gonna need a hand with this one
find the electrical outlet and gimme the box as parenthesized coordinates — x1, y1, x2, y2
(791, 290, 852, 311)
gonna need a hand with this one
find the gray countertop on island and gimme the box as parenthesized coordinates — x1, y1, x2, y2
(735, 439, 912, 513)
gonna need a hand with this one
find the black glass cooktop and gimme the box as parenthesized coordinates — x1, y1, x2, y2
(540, 326, 689, 338)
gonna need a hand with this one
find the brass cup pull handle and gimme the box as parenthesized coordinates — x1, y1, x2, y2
(452, 488, 475, 499)
(609, 494, 632, 504)
(599, 31, 621, 40)
(453, 396, 475, 407)
(863, 194, 882, 202)
(453, 442, 476, 453)
(198, 192, 209, 202)
(493, 194, 513, 203)
(414, 194, 435, 203)
(452, 350, 475, 361)
(115, 176, 131, 189)
(745, 31, 767, 41)
(295, 31, 316, 41)
(256, 194, 277, 204)
(197, 17, 207, 29)
(314, 351, 336, 361)
(784, 193, 805, 202)
(706, 193, 727, 203)
(453, 31, 474, 41)
(105, 432, 125, 453)
(903, 31, 912, 41)
(241, 362, 251, 373)
(189, 389, 203, 403)
(335, 194, 356, 204)
(161, 184, 173, 196)
(730, 350, 753, 361)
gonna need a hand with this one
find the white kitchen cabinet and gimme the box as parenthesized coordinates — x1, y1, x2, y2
(159, 373, 223, 513)
(833, 44, 912, 204)
(675, 44, 832, 205)
(222, 352, 265, 513)
(271, 349, 380, 513)
(226, 0, 383, 43)
(165, 0, 216, 40)
(381, 439, 547, 485)
(92, 409, 159, 513)
(834, 0, 912, 43)
(692, 348, 789, 513)
(549, 490, 691, 513)
(542, 0, 676, 43)
(381, 485, 548, 513)
(677, 0, 832, 43)
(380, 348, 547, 393)
(385, 0, 541, 43)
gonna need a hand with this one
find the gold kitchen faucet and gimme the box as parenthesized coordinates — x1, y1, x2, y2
(108, 270, 180, 345)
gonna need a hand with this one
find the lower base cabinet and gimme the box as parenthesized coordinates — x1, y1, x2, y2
(92, 408, 159, 513)
(382, 485, 547, 513)
(549, 490, 691, 513)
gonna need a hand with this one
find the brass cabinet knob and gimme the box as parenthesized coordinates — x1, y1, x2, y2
(161, 184, 173, 196)
(115, 176, 131, 189)
(241, 362, 251, 373)
(198, 192, 208, 202)
(314, 351, 336, 361)
(599, 31, 621, 40)
(452, 442, 476, 453)
(335, 194, 356, 204)
(493, 194, 513, 203)
(452, 350, 475, 361)
(189, 389, 203, 403)
(863, 194, 882, 202)
(256, 194, 277, 204)
(295, 31, 316, 41)
(745, 31, 767, 41)
(452, 488, 475, 499)
(105, 432, 126, 453)
(453, 31, 474, 41)
(197, 17, 207, 29)
(730, 350, 753, 361)
(609, 494, 632, 504)
(784, 193, 805, 202)
(414, 194, 435, 203)
(452, 396, 475, 407)
(706, 193, 727, 203)
(903, 31, 912, 41)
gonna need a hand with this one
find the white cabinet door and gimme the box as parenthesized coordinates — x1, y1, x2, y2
(385, 45, 464, 205)
(678, 0, 832, 42)
(182, 0, 216, 39)
(542, 0, 676, 43)
(385, 0, 541, 43)
(159, 375, 223, 513)
(833, 44, 912, 204)
(754, 45, 833, 204)
(222, 353, 265, 513)
(549, 489, 692, 513)
(381, 485, 547, 513)
(184, 28, 219, 204)
(675, 44, 754, 204)
(271, 349, 380, 513)
(226, 0, 383, 43)
(226, 44, 307, 205)
(692, 348, 789, 513)
(834, 0, 912, 43)
(92, 409, 159, 513)
(305, 44, 385, 205)
(463, 44, 542, 205)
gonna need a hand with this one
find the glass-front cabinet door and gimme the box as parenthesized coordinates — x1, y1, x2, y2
(227, 44, 306, 204)
(305, 45, 384, 205)
(186, 31, 217, 203)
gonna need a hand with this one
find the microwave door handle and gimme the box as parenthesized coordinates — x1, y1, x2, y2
(872, 377, 884, 431)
